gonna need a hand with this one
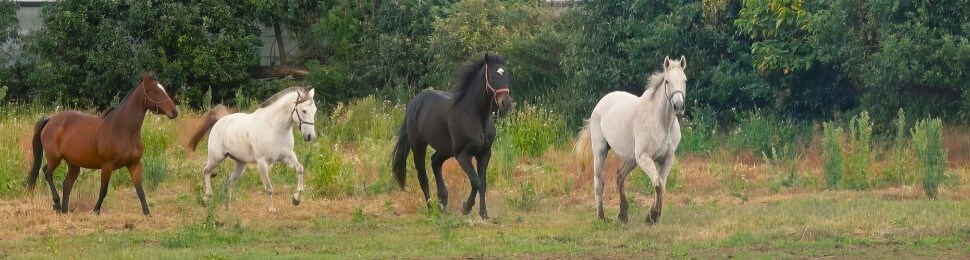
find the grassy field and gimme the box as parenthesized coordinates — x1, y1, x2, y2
(0, 99, 968, 258)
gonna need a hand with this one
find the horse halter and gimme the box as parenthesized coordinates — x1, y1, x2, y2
(483, 63, 510, 96)
(143, 81, 170, 112)
(663, 79, 685, 110)
(291, 91, 315, 127)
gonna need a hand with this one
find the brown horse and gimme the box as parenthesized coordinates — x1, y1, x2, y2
(25, 72, 179, 215)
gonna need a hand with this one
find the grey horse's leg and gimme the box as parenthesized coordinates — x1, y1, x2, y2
(615, 159, 638, 223)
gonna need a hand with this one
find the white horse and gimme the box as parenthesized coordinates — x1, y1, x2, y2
(575, 56, 687, 224)
(189, 87, 318, 212)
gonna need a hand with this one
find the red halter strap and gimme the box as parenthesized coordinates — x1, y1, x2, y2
(483, 63, 509, 95)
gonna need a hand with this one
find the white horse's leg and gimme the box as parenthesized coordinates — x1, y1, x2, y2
(615, 159, 638, 223)
(256, 159, 276, 212)
(591, 137, 609, 220)
(282, 151, 305, 206)
(225, 160, 246, 211)
(636, 153, 663, 224)
(202, 155, 226, 206)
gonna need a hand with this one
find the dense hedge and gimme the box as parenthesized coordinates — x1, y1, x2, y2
(0, 0, 966, 125)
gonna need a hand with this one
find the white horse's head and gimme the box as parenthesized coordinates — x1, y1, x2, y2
(292, 88, 317, 141)
(663, 55, 687, 118)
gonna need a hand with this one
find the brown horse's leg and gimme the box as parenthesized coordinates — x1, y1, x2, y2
(43, 160, 62, 211)
(60, 165, 80, 214)
(455, 151, 480, 216)
(94, 166, 115, 214)
(615, 160, 637, 223)
(128, 163, 151, 215)
(475, 149, 492, 220)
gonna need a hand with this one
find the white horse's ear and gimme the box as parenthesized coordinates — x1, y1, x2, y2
(680, 55, 686, 69)
(663, 56, 671, 71)
(307, 88, 315, 98)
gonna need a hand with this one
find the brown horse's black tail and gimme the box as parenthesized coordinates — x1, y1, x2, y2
(188, 104, 229, 151)
(391, 123, 410, 189)
(26, 116, 51, 192)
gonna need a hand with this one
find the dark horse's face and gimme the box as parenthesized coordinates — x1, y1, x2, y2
(141, 73, 179, 119)
(485, 54, 512, 112)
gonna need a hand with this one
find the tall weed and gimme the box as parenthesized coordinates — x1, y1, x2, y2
(822, 122, 844, 189)
(912, 118, 946, 198)
(844, 112, 872, 189)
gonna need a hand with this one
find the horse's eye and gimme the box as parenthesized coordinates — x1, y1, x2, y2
(302, 109, 307, 113)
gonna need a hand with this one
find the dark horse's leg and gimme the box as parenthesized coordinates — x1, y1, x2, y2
(43, 160, 62, 211)
(60, 164, 80, 213)
(615, 160, 638, 223)
(455, 151, 482, 217)
(411, 145, 433, 208)
(430, 152, 449, 208)
(128, 162, 151, 215)
(94, 166, 116, 214)
(474, 149, 492, 220)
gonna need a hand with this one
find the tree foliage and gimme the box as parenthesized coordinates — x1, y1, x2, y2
(26, 0, 261, 107)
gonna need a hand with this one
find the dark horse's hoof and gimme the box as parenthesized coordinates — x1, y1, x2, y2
(646, 211, 662, 225)
(461, 201, 474, 215)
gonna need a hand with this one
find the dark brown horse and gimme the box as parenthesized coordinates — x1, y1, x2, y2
(392, 53, 512, 220)
(25, 72, 179, 215)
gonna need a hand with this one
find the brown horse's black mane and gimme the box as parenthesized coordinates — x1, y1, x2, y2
(101, 73, 158, 118)
(451, 53, 505, 104)
(259, 86, 310, 108)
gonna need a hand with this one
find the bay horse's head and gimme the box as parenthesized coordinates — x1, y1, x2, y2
(140, 72, 179, 119)
(662, 56, 687, 118)
(291, 88, 317, 141)
(483, 52, 512, 112)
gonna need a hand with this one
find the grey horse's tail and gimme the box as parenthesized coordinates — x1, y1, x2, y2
(26, 116, 51, 193)
(391, 122, 411, 189)
(573, 123, 593, 173)
(188, 104, 229, 151)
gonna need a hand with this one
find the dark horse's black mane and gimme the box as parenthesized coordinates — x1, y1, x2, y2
(451, 53, 505, 104)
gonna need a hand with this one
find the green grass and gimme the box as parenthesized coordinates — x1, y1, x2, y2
(3, 195, 970, 258)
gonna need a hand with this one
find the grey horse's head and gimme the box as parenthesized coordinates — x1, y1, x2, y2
(662, 56, 687, 118)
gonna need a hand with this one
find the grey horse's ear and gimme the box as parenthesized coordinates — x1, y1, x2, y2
(663, 56, 671, 71)
(680, 55, 686, 69)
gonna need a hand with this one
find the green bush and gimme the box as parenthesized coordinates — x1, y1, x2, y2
(822, 122, 844, 189)
(728, 111, 809, 159)
(500, 103, 567, 157)
(679, 105, 718, 155)
(912, 118, 946, 198)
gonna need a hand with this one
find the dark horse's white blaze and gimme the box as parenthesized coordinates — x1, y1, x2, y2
(392, 52, 513, 220)
(575, 56, 687, 224)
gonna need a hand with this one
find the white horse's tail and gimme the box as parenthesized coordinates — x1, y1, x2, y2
(574, 122, 593, 173)
(188, 104, 230, 151)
